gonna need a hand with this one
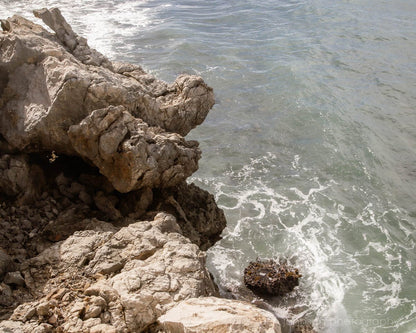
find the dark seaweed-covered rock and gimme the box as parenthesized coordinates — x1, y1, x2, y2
(293, 322, 317, 333)
(243, 259, 301, 296)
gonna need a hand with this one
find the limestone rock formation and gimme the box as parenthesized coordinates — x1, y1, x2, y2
(68, 105, 200, 192)
(0, 7, 214, 155)
(158, 297, 282, 333)
(33, 7, 113, 70)
(0, 7, 281, 333)
(1, 213, 218, 332)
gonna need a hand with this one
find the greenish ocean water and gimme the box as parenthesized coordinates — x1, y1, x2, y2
(2, 1, 416, 331)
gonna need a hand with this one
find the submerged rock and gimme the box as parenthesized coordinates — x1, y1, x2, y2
(244, 259, 302, 296)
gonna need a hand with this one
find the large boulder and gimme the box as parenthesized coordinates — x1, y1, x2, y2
(68, 105, 200, 192)
(33, 7, 113, 69)
(157, 182, 227, 250)
(158, 297, 281, 333)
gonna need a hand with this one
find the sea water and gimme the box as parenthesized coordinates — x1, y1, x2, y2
(1, 1, 415, 332)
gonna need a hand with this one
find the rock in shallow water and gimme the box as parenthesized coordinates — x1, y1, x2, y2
(244, 259, 302, 296)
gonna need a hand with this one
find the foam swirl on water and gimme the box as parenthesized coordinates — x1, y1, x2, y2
(193, 151, 416, 332)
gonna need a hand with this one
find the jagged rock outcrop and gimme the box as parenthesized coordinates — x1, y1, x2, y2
(68, 105, 200, 192)
(33, 8, 113, 69)
(0, 7, 214, 155)
(0, 8, 280, 333)
(158, 297, 282, 333)
(1, 213, 218, 332)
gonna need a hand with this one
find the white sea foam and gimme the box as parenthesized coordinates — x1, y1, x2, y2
(194, 151, 415, 331)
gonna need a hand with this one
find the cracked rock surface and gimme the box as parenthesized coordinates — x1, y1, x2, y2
(1, 213, 218, 332)
(0, 7, 280, 333)
(68, 105, 200, 193)
(0, 8, 214, 175)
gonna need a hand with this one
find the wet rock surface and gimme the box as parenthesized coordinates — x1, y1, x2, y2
(244, 259, 302, 297)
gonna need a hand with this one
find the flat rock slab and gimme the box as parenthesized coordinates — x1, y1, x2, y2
(158, 296, 281, 333)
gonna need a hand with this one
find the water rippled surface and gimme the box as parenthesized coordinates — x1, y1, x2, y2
(2, 1, 416, 332)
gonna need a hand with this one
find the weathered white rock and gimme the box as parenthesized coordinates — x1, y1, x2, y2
(0, 9, 213, 194)
(68, 105, 200, 192)
(0, 8, 214, 158)
(33, 8, 113, 70)
(158, 297, 282, 333)
(0, 320, 24, 333)
(1, 213, 218, 332)
(0, 8, 231, 333)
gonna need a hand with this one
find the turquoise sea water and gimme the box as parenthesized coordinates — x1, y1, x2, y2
(2, 1, 416, 332)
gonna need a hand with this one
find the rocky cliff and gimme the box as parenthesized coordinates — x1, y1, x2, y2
(0, 8, 281, 333)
